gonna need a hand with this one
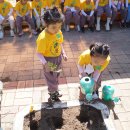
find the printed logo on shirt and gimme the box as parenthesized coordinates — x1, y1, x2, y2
(36, 2, 42, 12)
(71, 0, 76, 6)
(52, 0, 56, 5)
(100, 0, 106, 3)
(47, 61, 58, 71)
(87, 5, 92, 10)
(50, 41, 60, 56)
(2, 3, 7, 14)
(56, 33, 61, 39)
(84, 4, 93, 11)
(95, 66, 102, 70)
(38, 1, 42, 7)
(22, 5, 27, 13)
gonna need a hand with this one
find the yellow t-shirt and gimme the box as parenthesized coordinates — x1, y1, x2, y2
(0, 1, 13, 17)
(15, 1, 31, 16)
(98, 0, 109, 6)
(36, 30, 63, 57)
(78, 50, 110, 72)
(81, 0, 95, 11)
(32, 0, 48, 16)
(64, 0, 80, 8)
(48, 0, 61, 8)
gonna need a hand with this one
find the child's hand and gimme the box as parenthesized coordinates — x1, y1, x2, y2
(79, 74, 82, 79)
(79, 73, 87, 79)
(62, 54, 68, 61)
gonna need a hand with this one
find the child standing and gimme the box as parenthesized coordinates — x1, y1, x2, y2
(64, 0, 81, 32)
(15, 0, 37, 36)
(32, 0, 48, 31)
(36, 7, 67, 102)
(0, 0, 15, 39)
(78, 42, 110, 96)
(80, 0, 95, 32)
(95, 0, 112, 31)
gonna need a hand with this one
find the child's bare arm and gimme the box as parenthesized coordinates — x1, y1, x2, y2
(36, 53, 47, 65)
(95, 0, 99, 9)
(61, 44, 68, 61)
(92, 70, 101, 82)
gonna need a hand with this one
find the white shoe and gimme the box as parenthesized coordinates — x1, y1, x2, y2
(105, 18, 111, 31)
(66, 25, 70, 32)
(77, 25, 80, 32)
(0, 31, 4, 40)
(105, 23, 110, 31)
(96, 23, 100, 31)
(96, 17, 101, 31)
(10, 30, 15, 37)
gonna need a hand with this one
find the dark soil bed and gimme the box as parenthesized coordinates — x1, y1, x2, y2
(24, 105, 107, 130)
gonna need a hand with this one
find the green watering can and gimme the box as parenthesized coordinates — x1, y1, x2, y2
(80, 77, 95, 101)
(102, 85, 120, 102)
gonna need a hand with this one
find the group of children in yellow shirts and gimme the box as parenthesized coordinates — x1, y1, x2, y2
(0, 0, 130, 39)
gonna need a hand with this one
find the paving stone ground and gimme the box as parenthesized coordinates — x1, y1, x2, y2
(0, 28, 130, 130)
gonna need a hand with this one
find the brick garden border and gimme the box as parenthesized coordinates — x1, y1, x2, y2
(13, 100, 116, 130)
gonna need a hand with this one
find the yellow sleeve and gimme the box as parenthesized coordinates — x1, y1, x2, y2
(32, 1, 35, 9)
(64, 0, 69, 6)
(27, 2, 31, 10)
(78, 55, 86, 66)
(91, 2, 95, 10)
(15, 2, 19, 11)
(44, 0, 49, 7)
(80, 2, 85, 10)
(8, 2, 13, 8)
(100, 56, 110, 72)
(78, 50, 91, 66)
(75, 0, 80, 8)
(36, 33, 46, 54)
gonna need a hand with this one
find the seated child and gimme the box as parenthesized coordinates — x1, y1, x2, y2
(110, 0, 127, 28)
(64, 0, 81, 32)
(32, 0, 49, 31)
(36, 7, 68, 102)
(15, 0, 37, 36)
(0, 0, 15, 39)
(78, 42, 110, 96)
(95, 0, 112, 31)
(80, 0, 95, 32)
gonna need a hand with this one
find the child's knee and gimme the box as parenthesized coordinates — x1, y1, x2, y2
(97, 6, 104, 16)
